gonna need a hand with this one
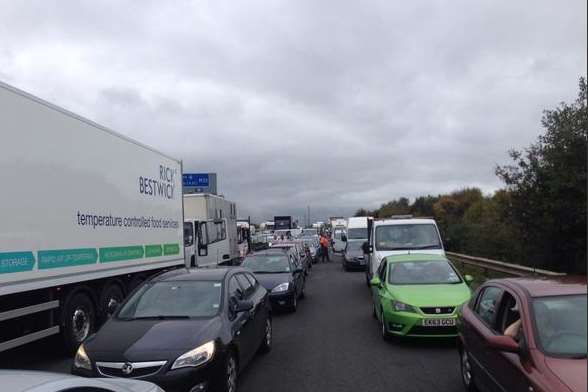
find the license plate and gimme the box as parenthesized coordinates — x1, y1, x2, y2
(422, 318, 456, 327)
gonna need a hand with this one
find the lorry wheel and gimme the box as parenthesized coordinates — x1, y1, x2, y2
(62, 291, 95, 353)
(99, 282, 124, 322)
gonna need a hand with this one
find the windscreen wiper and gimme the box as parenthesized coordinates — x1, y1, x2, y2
(413, 244, 442, 249)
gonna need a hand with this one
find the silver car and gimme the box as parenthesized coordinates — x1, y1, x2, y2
(0, 370, 163, 392)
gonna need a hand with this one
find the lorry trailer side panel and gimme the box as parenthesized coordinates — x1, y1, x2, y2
(0, 82, 185, 298)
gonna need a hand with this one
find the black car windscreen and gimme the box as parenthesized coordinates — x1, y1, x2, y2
(118, 281, 222, 318)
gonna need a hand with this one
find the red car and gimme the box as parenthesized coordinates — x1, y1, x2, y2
(457, 276, 587, 392)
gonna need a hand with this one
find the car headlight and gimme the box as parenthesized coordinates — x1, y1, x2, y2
(171, 341, 215, 370)
(272, 282, 290, 293)
(391, 300, 417, 313)
(74, 344, 92, 370)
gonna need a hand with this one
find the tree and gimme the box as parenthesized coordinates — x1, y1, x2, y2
(354, 208, 370, 217)
(496, 77, 587, 273)
(410, 195, 439, 217)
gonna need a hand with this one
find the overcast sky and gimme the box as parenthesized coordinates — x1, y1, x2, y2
(1, 0, 586, 223)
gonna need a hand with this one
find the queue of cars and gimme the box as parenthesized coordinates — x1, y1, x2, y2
(348, 215, 586, 392)
(68, 228, 317, 392)
(60, 214, 585, 392)
(16, 215, 586, 392)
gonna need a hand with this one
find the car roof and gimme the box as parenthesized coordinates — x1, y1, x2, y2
(152, 267, 238, 282)
(248, 249, 290, 256)
(383, 253, 448, 263)
(492, 276, 587, 297)
(270, 242, 298, 248)
(373, 218, 436, 226)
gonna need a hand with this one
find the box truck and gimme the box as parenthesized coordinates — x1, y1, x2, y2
(183, 193, 239, 267)
(0, 81, 185, 353)
(274, 216, 292, 230)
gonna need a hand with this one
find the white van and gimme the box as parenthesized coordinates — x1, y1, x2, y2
(346, 216, 369, 241)
(363, 217, 445, 286)
(332, 226, 347, 252)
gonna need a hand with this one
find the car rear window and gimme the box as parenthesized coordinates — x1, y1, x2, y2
(242, 254, 291, 273)
(347, 228, 367, 239)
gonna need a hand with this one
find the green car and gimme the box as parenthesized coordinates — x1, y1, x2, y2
(370, 254, 473, 338)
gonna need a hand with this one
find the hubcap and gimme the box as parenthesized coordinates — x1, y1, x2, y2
(72, 308, 90, 342)
(227, 356, 237, 392)
(462, 351, 472, 386)
(265, 319, 272, 346)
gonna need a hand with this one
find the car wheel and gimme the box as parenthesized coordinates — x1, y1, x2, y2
(259, 318, 272, 353)
(460, 349, 478, 391)
(380, 308, 391, 341)
(219, 351, 238, 392)
(290, 296, 298, 312)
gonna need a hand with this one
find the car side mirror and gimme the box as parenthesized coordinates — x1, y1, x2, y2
(486, 335, 519, 353)
(198, 244, 208, 256)
(370, 277, 382, 287)
(233, 299, 254, 313)
(464, 275, 474, 285)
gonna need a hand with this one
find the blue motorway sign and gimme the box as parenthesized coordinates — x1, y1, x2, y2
(183, 173, 210, 187)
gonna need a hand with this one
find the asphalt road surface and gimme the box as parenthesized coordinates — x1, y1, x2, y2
(0, 253, 464, 392)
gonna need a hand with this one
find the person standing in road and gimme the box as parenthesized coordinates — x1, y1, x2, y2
(319, 233, 330, 263)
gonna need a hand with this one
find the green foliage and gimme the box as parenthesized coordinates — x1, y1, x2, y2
(357, 77, 587, 274)
(495, 77, 587, 273)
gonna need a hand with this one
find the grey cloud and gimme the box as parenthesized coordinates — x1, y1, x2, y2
(0, 0, 585, 222)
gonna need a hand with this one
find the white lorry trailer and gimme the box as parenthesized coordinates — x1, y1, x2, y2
(183, 193, 239, 267)
(0, 81, 185, 353)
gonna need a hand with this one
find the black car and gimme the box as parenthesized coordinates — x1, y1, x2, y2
(241, 249, 305, 312)
(269, 242, 312, 276)
(342, 240, 367, 271)
(72, 267, 272, 392)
